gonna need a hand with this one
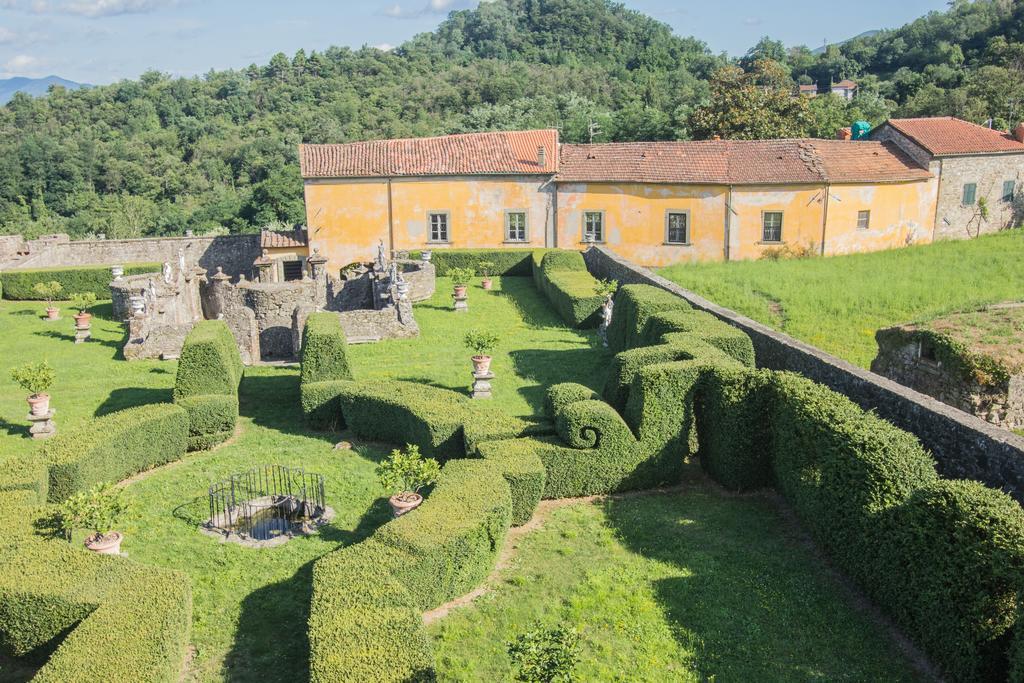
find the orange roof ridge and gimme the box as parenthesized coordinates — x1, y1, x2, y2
(883, 117, 1024, 156)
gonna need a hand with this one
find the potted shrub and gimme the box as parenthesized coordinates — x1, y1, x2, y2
(377, 444, 440, 517)
(448, 267, 475, 300)
(70, 292, 97, 332)
(11, 360, 55, 417)
(33, 280, 63, 320)
(594, 278, 619, 302)
(57, 483, 128, 555)
(478, 260, 497, 290)
(464, 328, 500, 374)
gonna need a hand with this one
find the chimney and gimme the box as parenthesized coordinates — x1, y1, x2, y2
(837, 127, 853, 140)
(537, 146, 547, 168)
(1014, 122, 1024, 144)
(712, 135, 721, 141)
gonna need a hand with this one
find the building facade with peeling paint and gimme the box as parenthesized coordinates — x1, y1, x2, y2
(299, 123, 1016, 270)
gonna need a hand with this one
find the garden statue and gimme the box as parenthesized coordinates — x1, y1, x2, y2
(376, 239, 388, 271)
(148, 277, 158, 303)
(162, 261, 173, 285)
(599, 297, 614, 347)
(178, 247, 187, 276)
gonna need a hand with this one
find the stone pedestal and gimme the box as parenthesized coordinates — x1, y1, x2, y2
(27, 410, 56, 439)
(471, 371, 494, 399)
(74, 324, 91, 344)
(453, 293, 468, 312)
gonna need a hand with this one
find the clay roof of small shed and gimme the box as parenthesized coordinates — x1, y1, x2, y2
(299, 129, 559, 178)
(556, 139, 931, 185)
(261, 229, 308, 249)
(881, 117, 1024, 157)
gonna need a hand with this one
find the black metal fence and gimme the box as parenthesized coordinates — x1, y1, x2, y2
(207, 464, 326, 532)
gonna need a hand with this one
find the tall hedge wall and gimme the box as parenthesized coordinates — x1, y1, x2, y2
(533, 250, 604, 328)
(0, 263, 161, 300)
(173, 320, 243, 451)
(300, 313, 352, 385)
(408, 248, 550, 276)
(44, 403, 189, 502)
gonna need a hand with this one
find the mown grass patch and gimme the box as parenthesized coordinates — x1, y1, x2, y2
(428, 483, 925, 682)
(660, 230, 1024, 368)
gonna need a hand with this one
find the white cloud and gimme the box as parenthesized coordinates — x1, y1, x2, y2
(0, 0, 175, 16)
(373, 42, 395, 52)
(0, 26, 16, 43)
(6, 53, 37, 68)
(382, 0, 475, 19)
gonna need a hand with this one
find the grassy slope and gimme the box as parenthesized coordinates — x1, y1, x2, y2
(659, 230, 1024, 368)
(429, 484, 923, 682)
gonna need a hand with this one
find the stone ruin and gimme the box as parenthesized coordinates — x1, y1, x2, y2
(871, 303, 1024, 431)
(112, 245, 435, 363)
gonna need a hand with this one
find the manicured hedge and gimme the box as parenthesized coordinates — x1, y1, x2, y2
(0, 263, 161, 300)
(44, 403, 189, 502)
(876, 480, 1024, 681)
(476, 438, 547, 526)
(300, 313, 352, 385)
(173, 320, 243, 451)
(0, 453, 48, 501)
(309, 540, 434, 683)
(0, 536, 192, 682)
(408, 248, 551, 277)
(532, 250, 605, 328)
(605, 284, 692, 354)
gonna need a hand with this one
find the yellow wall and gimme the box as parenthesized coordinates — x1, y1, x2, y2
(390, 176, 551, 253)
(555, 183, 727, 267)
(823, 180, 937, 255)
(304, 178, 389, 272)
(305, 175, 939, 271)
(729, 185, 825, 260)
(304, 176, 551, 272)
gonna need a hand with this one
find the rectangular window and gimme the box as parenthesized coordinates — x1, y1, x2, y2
(583, 211, 604, 243)
(857, 210, 871, 230)
(428, 212, 449, 243)
(962, 183, 977, 206)
(762, 211, 783, 243)
(1004, 180, 1016, 203)
(282, 260, 304, 281)
(665, 211, 689, 244)
(505, 211, 528, 242)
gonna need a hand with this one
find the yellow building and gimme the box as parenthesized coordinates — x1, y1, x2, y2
(300, 130, 937, 270)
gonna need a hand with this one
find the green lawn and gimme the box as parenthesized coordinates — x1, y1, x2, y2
(660, 230, 1024, 368)
(429, 481, 923, 682)
(0, 277, 924, 681)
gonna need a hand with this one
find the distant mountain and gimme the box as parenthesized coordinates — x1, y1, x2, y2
(0, 75, 89, 104)
(812, 30, 880, 55)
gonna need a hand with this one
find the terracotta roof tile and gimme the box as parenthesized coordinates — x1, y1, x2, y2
(882, 117, 1024, 156)
(556, 139, 931, 185)
(832, 80, 858, 89)
(261, 229, 308, 249)
(300, 129, 559, 178)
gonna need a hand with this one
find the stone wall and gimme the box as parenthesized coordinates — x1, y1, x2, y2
(7, 233, 261, 278)
(0, 235, 24, 263)
(930, 154, 1024, 239)
(113, 266, 206, 361)
(871, 334, 1024, 431)
(583, 245, 1024, 503)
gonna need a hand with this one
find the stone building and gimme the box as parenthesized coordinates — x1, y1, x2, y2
(871, 117, 1024, 239)
(871, 304, 1024, 431)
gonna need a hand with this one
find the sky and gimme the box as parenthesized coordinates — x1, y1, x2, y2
(0, 0, 947, 84)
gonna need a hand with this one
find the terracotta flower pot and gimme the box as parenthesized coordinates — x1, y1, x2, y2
(472, 355, 492, 374)
(85, 531, 123, 555)
(453, 285, 467, 298)
(73, 312, 92, 330)
(481, 278, 493, 290)
(45, 307, 59, 320)
(27, 393, 50, 417)
(389, 493, 423, 518)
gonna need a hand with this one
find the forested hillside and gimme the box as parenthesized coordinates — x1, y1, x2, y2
(0, 0, 1021, 240)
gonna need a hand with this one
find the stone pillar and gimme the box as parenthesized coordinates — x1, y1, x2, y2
(208, 267, 232, 320)
(308, 248, 329, 311)
(254, 249, 274, 283)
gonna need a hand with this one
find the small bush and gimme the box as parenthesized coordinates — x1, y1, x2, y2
(44, 403, 189, 502)
(10, 360, 55, 397)
(55, 483, 128, 543)
(447, 267, 477, 287)
(464, 328, 500, 356)
(377, 444, 441, 499)
(0, 263, 160, 300)
(508, 623, 580, 683)
(300, 312, 352, 386)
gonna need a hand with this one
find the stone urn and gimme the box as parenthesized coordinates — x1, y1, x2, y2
(74, 312, 92, 330)
(454, 285, 467, 299)
(45, 307, 59, 321)
(389, 493, 423, 518)
(27, 393, 50, 417)
(421, 250, 432, 263)
(481, 278, 493, 291)
(111, 265, 124, 280)
(472, 355, 492, 375)
(85, 531, 123, 555)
